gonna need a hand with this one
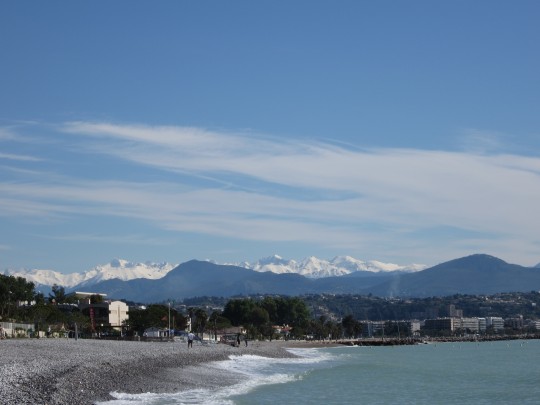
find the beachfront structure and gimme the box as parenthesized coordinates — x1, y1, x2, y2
(424, 317, 485, 334)
(272, 324, 293, 339)
(478, 317, 487, 332)
(78, 299, 129, 334)
(486, 317, 504, 332)
(359, 320, 420, 338)
(108, 301, 129, 330)
(0, 321, 34, 338)
(217, 326, 247, 344)
(455, 317, 481, 333)
(70, 292, 129, 333)
(423, 318, 456, 333)
(423, 316, 513, 335)
(529, 320, 540, 330)
(505, 315, 524, 330)
(361, 321, 380, 337)
(143, 327, 170, 338)
(410, 320, 422, 335)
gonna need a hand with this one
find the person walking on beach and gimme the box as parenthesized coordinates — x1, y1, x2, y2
(188, 332, 194, 348)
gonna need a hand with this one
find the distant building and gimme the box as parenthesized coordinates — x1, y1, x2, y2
(478, 317, 487, 333)
(423, 318, 456, 333)
(360, 321, 374, 337)
(410, 320, 422, 335)
(0, 321, 34, 338)
(455, 317, 480, 333)
(485, 317, 504, 332)
(143, 327, 170, 338)
(528, 320, 540, 330)
(73, 292, 129, 334)
(108, 301, 129, 330)
(447, 305, 463, 318)
(361, 321, 386, 337)
(216, 326, 246, 344)
(505, 315, 524, 330)
(272, 324, 293, 338)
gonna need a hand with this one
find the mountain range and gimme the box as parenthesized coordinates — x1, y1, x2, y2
(6, 259, 176, 290)
(5, 254, 540, 302)
(5, 255, 424, 292)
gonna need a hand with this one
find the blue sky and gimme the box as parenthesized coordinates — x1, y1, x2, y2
(1, 1, 539, 273)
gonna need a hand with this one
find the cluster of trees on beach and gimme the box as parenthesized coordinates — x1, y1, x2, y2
(128, 297, 314, 340)
(0, 274, 35, 320)
(222, 296, 310, 339)
(0, 274, 91, 335)
(126, 297, 364, 341)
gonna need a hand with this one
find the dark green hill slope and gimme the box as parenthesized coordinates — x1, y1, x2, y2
(368, 254, 540, 297)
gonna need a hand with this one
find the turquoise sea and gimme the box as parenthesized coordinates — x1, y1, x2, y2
(101, 339, 540, 404)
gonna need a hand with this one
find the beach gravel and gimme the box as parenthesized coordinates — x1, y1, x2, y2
(0, 338, 296, 404)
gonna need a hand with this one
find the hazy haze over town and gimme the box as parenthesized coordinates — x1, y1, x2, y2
(1, 1, 539, 274)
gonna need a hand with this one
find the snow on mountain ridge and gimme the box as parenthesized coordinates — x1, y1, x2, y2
(241, 255, 426, 278)
(6, 260, 177, 289)
(6, 256, 427, 288)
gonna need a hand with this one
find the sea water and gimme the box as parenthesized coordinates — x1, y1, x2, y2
(100, 339, 540, 405)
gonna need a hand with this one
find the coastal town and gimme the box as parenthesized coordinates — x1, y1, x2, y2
(2, 272, 539, 345)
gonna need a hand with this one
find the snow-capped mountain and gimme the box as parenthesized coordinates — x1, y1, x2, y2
(6, 259, 177, 289)
(5, 255, 426, 289)
(236, 255, 426, 278)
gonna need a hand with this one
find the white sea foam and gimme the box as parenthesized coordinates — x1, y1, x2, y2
(99, 348, 336, 405)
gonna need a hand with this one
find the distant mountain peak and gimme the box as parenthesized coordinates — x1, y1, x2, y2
(257, 254, 288, 265)
(444, 254, 509, 267)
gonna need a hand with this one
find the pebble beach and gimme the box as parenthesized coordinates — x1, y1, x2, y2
(0, 338, 301, 405)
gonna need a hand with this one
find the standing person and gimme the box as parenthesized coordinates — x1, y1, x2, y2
(188, 332, 194, 348)
(244, 335, 248, 347)
(236, 333, 241, 347)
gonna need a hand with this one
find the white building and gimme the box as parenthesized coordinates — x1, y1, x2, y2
(478, 317, 487, 332)
(486, 317, 504, 332)
(76, 294, 129, 333)
(528, 320, 540, 330)
(108, 301, 129, 330)
(457, 317, 480, 333)
(143, 327, 170, 338)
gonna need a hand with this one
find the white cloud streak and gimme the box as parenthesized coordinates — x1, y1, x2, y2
(2, 121, 540, 264)
(0, 152, 43, 162)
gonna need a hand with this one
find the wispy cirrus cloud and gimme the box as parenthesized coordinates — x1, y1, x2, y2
(459, 128, 507, 154)
(41, 232, 172, 246)
(0, 152, 43, 162)
(2, 121, 540, 265)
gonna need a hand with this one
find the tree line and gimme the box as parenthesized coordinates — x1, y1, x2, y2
(0, 274, 364, 339)
(129, 296, 364, 340)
